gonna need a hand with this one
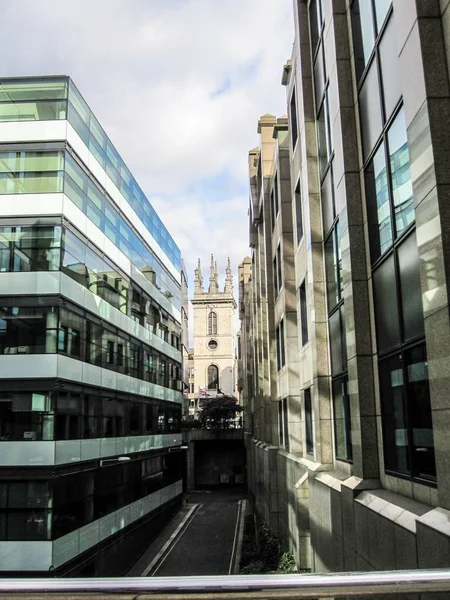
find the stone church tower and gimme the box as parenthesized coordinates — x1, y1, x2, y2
(191, 255, 237, 397)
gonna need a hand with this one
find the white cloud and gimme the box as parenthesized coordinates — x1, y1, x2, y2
(2, 0, 294, 308)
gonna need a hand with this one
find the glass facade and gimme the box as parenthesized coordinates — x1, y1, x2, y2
(352, 2, 435, 483)
(0, 450, 182, 541)
(0, 77, 180, 270)
(0, 386, 180, 442)
(0, 224, 182, 334)
(0, 149, 180, 306)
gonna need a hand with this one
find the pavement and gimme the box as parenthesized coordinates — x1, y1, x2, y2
(127, 488, 247, 577)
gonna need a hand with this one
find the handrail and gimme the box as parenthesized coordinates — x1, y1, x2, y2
(1, 569, 450, 598)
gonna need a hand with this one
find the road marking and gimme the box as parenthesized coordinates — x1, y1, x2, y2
(228, 499, 246, 574)
(140, 504, 200, 577)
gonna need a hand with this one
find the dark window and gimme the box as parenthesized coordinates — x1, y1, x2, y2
(283, 398, 289, 451)
(321, 167, 335, 236)
(359, 59, 383, 160)
(351, 0, 375, 80)
(378, 15, 400, 120)
(333, 376, 352, 462)
(300, 282, 308, 346)
(278, 401, 284, 448)
(276, 319, 285, 371)
(106, 340, 114, 364)
(207, 364, 219, 390)
(277, 244, 283, 292)
(295, 181, 303, 245)
(373, 254, 401, 353)
(290, 88, 298, 148)
(329, 307, 346, 376)
(379, 343, 435, 482)
(365, 142, 391, 261)
(305, 388, 314, 455)
(398, 232, 424, 342)
(273, 256, 278, 297)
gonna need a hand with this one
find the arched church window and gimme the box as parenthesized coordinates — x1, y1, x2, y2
(208, 311, 217, 335)
(207, 364, 219, 390)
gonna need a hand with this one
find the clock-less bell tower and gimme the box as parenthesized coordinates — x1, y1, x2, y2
(191, 255, 237, 397)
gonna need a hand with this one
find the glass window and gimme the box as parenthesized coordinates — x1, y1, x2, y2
(317, 101, 330, 175)
(359, 59, 383, 160)
(329, 307, 346, 376)
(351, 0, 375, 78)
(365, 142, 391, 260)
(300, 282, 308, 346)
(277, 244, 282, 291)
(379, 16, 401, 121)
(388, 108, 414, 237)
(290, 88, 298, 149)
(0, 79, 67, 102)
(373, 0, 391, 31)
(207, 364, 219, 390)
(295, 181, 303, 245)
(398, 232, 425, 342)
(373, 254, 401, 353)
(321, 166, 335, 236)
(333, 376, 352, 461)
(314, 42, 326, 106)
(309, 0, 320, 54)
(208, 311, 217, 335)
(305, 388, 314, 455)
(325, 232, 338, 311)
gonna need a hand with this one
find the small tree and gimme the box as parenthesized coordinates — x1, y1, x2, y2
(197, 395, 243, 429)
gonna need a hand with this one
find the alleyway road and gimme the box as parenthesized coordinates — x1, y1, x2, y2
(128, 488, 246, 577)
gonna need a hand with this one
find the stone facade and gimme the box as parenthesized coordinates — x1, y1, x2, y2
(191, 255, 237, 399)
(240, 0, 450, 583)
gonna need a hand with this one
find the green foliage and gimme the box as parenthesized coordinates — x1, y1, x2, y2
(277, 551, 297, 574)
(197, 395, 242, 429)
(239, 518, 298, 575)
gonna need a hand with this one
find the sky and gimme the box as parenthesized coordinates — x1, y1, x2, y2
(2, 0, 294, 308)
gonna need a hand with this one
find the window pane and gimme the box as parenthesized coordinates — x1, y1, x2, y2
(314, 43, 326, 106)
(380, 353, 409, 475)
(300, 282, 308, 346)
(317, 102, 329, 175)
(325, 232, 338, 312)
(365, 143, 392, 261)
(374, 0, 391, 31)
(405, 344, 435, 481)
(398, 232, 424, 342)
(309, 0, 320, 54)
(290, 89, 298, 148)
(333, 377, 352, 461)
(329, 308, 345, 375)
(0, 79, 67, 102)
(305, 388, 314, 455)
(351, 0, 375, 73)
(359, 59, 383, 160)
(388, 108, 414, 237)
(295, 182, 303, 245)
(373, 254, 400, 353)
(379, 15, 400, 121)
(0, 100, 66, 122)
(321, 167, 335, 236)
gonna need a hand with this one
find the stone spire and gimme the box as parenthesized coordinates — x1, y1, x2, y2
(194, 258, 203, 294)
(208, 254, 219, 293)
(224, 256, 233, 294)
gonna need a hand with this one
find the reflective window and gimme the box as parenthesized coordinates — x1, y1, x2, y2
(373, 0, 391, 31)
(351, 0, 375, 79)
(379, 15, 401, 120)
(359, 60, 383, 160)
(398, 232, 425, 342)
(372, 254, 401, 353)
(365, 143, 391, 260)
(0, 76, 181, 270)
(314, 42, 326, 106)
(388, 108, 414, 237)
(329, 307, 346, 376)
(295, 181, 303, 245)
(333, 376, 352, 461)
(321, 166, 335, 236)
(380, 344, 435, 481)
(0, 150, 64, 195)
(305, 388, 314, 455)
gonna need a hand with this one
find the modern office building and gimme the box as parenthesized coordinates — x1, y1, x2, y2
(0, 76, 184, 575)
(241, 0, 450, 575)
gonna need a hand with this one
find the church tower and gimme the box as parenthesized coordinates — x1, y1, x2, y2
(191, 255, 237, 397)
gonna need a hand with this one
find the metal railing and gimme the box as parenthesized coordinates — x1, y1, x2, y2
(1, 569, 450, 598)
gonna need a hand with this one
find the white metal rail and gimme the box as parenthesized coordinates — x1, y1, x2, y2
(0, 569, 450, 598)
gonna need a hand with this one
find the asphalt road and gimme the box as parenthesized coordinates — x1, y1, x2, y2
(152, 489, 246, 576)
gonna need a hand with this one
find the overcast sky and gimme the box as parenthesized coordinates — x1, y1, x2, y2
(2, 0, 294, 302)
